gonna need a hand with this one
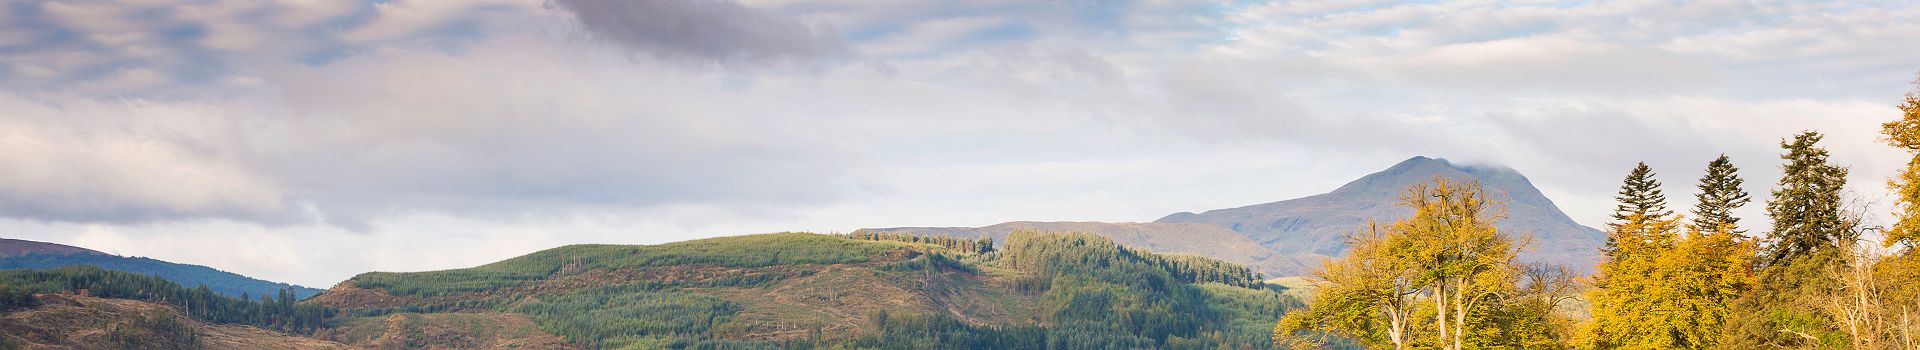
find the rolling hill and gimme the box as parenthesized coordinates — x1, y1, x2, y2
(0, 294, 348, 350)
(299, 231, 1302, 349)
(0, 238, 323, 299)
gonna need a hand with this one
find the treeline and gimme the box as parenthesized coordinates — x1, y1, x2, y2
(843, 231, 995, 254)
(1277, 78, 1920, 349)
(1000, 230, 1264, 289)
(1147, 254, 1264, 289)
(0, 252, 321, 299)
(998, 231, 1285, 348)
(1588, 101, 1920, 348)
(0, 265, 332, 334)
(352, 233, 895, 298)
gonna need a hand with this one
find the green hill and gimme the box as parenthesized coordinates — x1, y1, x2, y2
(305, 231, 1302, 349)
(0, 251, 324, 300)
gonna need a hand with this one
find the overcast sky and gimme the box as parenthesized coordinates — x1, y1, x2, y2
(1, 0, 1916, 287)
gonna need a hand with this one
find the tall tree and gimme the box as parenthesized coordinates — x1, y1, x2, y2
(1691, 155, 1752, 234)
(1882, 82, 1920, 250)
(1275, 177, 1545, 350)
(1608, 163, 1677, 253)
(1763, 131, 1853, 267)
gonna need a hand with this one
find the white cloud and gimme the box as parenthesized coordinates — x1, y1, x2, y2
(1, 0, 1917, 285)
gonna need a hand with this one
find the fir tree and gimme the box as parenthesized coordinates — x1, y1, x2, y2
(1763, 131, 1852, 268)
(1691, 154, 1752, 234)
(1607, 162, 1676, 253)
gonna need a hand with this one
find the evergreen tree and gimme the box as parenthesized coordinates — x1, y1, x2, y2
(1763, 131, 1853, 268)
(1691, 155, 1751, 234)
(1608, 163, 1676, 253)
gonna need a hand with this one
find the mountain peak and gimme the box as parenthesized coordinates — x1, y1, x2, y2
(1157, 156, 1605, 272)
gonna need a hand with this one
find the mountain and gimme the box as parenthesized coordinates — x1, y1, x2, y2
(870, 156, 1607, 276)
(300, 232, 1300, 349)
(858, 221, 1317, 277)
(1157, 156, 1606, 272)
(0, 238, 323, 299)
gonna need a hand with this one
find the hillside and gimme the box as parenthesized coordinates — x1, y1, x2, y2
(0, 238, 105, 258)
(0, 294, 348, 350)
(858, 221, 1314, 278)
(304, 232, 1301, 349)
(0, 239, 322, 299)
(1157, 156, 1606, 271)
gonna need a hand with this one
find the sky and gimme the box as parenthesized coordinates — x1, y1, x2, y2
(1, 0, 1917, 287)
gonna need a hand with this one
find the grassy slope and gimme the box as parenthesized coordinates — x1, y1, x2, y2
(0, 294, 349, 350)
(311, 232, 1301, 349)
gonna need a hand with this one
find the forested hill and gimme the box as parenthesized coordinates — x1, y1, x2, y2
(300, 231, 1306, 349)
(0, 239, 322, 299)
(856, 221, 1310, 279)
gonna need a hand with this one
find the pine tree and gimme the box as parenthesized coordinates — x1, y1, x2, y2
(1587, 163, 1687, 349)
(1691, 155, 1751, 234)
(1612, 162, 1673, 226)
(1608, 163, 1677, 253)
(1763, 131, 1852, 268)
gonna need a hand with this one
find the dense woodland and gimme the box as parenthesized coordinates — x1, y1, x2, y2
(324, 231, 1296, 349)
(1276, 80, 1920, 349)
(0, 266, 332, 333)
(0, 252, 322, 299)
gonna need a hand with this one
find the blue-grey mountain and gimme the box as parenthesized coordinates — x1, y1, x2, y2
(0, 238, 322, 299)
(865, 156, 1607, 276)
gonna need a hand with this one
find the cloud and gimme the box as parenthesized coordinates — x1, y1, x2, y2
(0, 93, 286, 223)
(551, 0, 848, 64)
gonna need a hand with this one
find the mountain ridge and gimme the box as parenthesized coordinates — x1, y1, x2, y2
(0, 238, 324, 299)
(873, 156, 1607, 276)
(1155, 156, 1604, 271)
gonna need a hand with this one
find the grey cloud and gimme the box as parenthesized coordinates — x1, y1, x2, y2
(551, 0, 848, 64)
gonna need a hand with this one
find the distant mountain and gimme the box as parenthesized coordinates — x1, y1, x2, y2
(0, 238, 105, 257)
(858, 221, 1317, 277)
(870, 156, 1608, 277)
(0, 238, 323, 299)
(1157, 156, 1606, 272)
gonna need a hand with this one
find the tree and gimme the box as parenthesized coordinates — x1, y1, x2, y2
(1723, 131, 1859, 349)
(1585, 211, 1685, 349)
(1880, 75, 1920, 350)
(1763, 131, 1853, 268)
(1608, 163, 1677, 253)
(1276, 177, 1533, 350)
(1612, 163, 1674, 229)
(1692, 155, 1752, 234)
(1883, 78, 1920, 250)
(1275, 222, 1422, 349)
